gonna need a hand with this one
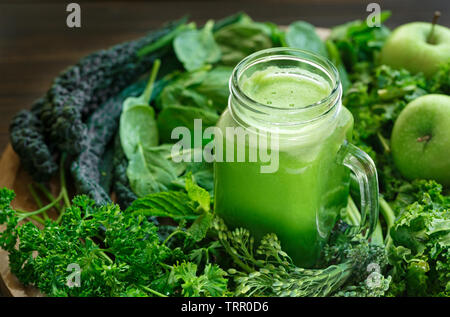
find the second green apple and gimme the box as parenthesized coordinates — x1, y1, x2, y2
(391, 94, 450, 187)
(380, 22, 450, 77)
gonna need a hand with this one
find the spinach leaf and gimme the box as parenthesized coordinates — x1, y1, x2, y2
(113, 132, 138, 210)
(185, 173, 210, 212)
(120, 105, 158, 159)
(157, 105, 219, 144)
(126, 143, 214, 198)
(174, 20, 221, 71)
(185, 162, 214, 195)
(137, 20, 191, 57)
(119, 60, 161, 159)
(157, 66, 232, 112)
(284, 21, 328, 57)
(127, 144, 186, 197)
(214, 15, 273, 66)
(170, 161, 214, 196)
(158, 82, 208, 111)
(195, 66, 233, 112)
(187, 212, 214, 242)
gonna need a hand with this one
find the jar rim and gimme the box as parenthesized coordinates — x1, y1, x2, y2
(230, 47, 341, 121)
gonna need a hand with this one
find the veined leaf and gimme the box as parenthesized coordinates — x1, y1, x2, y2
(284, 21, 328, 57)
(126, 144, 186, 197)
(214, 15, 273, 66)
(185, 173, 210, 212)
(127, 191, 197, 220)
(174, 20, 221, 71)
(119, 61, 161, 160)
(120, 105, 159, 160)
(188, 211, 214, 242)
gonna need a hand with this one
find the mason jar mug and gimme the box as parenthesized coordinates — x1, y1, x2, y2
(213, 48, 379, 268)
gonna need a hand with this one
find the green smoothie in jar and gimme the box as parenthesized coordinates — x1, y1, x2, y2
(214, 48, 379, 268)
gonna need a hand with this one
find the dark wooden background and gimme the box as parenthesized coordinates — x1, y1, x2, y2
(0, 0, 449, 153)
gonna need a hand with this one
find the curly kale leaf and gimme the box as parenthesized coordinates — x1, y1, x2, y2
(427, 62, 450, 95)
(9, 105, 58, 182)
(71, 81, 146, 205)
(387, 181, 450, 297)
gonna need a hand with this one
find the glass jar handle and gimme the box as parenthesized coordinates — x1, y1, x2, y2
(341, 142, 379, 236)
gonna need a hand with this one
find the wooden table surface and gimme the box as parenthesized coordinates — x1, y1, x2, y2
(1, 0, 449, 154)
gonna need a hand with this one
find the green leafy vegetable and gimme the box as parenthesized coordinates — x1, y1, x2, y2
(127, 172, 211, 219)
(0, 175, 226, 297)
(325, 40, 351, 92)
(214, 14, 273, 66)
(194, 66, 233, 112)
(112, 133, 138, 210)
(157, 106, 219, 144)
(385, 180, 449, 297)
(9, 101, 57, 182)
(120, 60, 160, 160)
(155, 66, 230, 143)
(157, 66, 232, 112)
(174, 20, 221, 71)
(71, 80, 147, 204)
(284, 21, 328, 57)
(185, 174, 210, 213)
(128, 191, 197, 220)
(428, 62, 450, 95)
(168, 262, 228, 296)
(329, 11, 391, 71)
(126, 144, 186, 197)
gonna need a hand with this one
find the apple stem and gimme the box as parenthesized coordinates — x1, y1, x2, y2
(427, 11, 441, 44)
(417, 135, 431, 143)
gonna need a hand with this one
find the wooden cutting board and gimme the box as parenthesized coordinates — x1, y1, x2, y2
(0, 27, 331, 297)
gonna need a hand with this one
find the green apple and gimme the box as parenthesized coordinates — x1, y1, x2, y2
(391, 94, 450, 187)
(380, 22, 450, 77)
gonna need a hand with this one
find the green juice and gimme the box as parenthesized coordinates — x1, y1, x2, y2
(240, 66, 332, 108)
(214, 66, 354, 267)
